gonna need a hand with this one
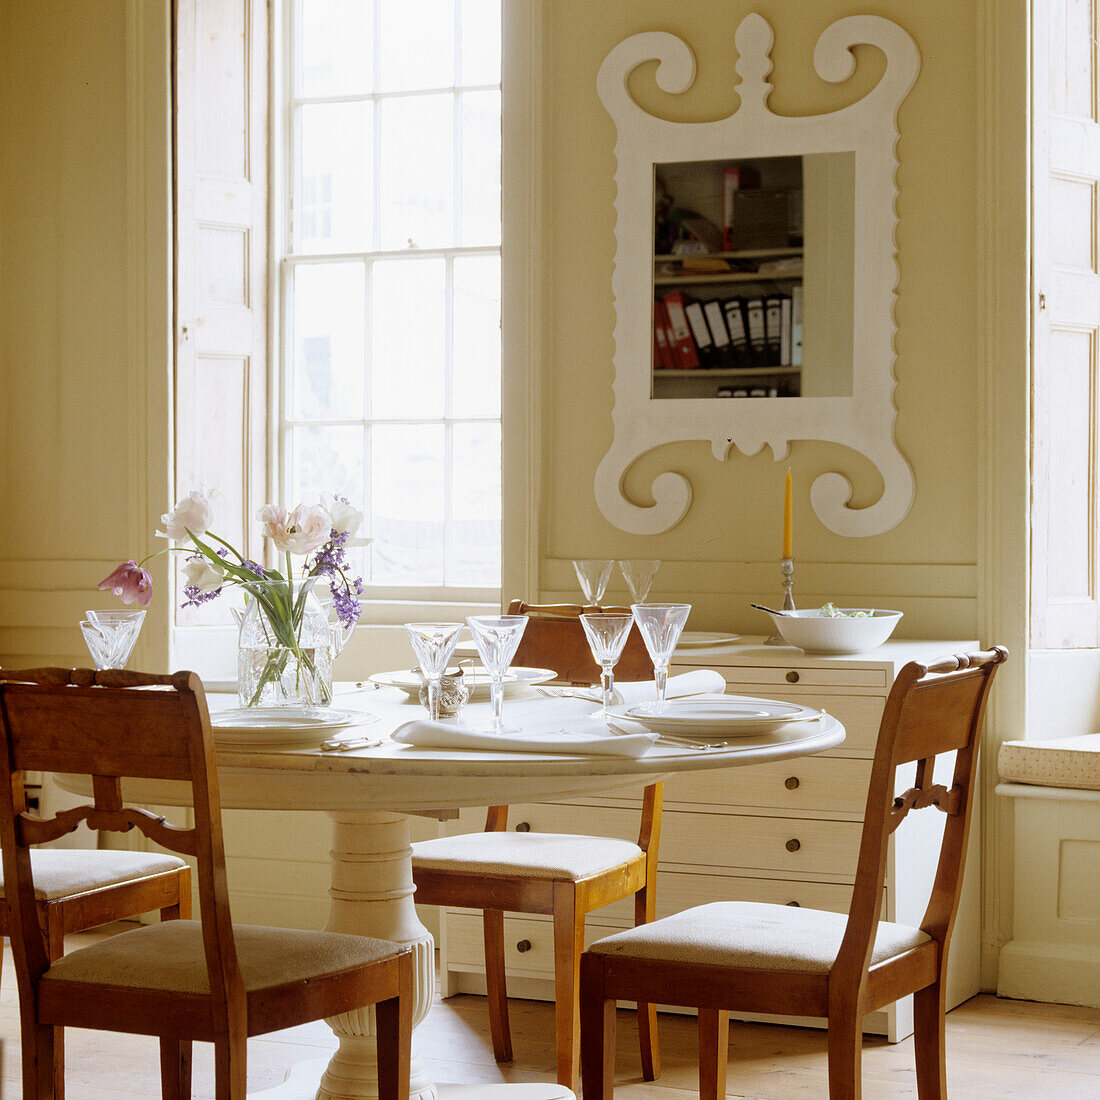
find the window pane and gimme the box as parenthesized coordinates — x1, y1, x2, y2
(379, 95, 454, 250)
(451, 422, 500, 585)
(372, 424, 444, 584)
(459, 0, 500, 85)
(452, 255, 500, 418)
(371, 257, 445, 418)
(291, 262, 365, 418)
(298, 0, 374, 98)
(377, 0, 454, 92)
(298, 102, 372, 253)
(460, 91, 501, 247)
(288, 424, 368, 578)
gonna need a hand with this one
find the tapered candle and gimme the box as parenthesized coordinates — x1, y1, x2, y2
(782, 468, 793, 559)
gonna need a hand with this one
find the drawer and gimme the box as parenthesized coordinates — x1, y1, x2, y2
(454, 803, 862, 879)
(663, 755, 872, 815)
(445, 911, 621, 978)
(675, 661, 887, 690)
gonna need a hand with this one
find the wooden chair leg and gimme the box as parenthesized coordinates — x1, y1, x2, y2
(826, 1007, 863, 1100)
(162, 868, 193, 921)
(579, 952, 616, 1100)
(159, 1039, 192, 1100)
(633, 884, 659, 1081)
(45, 905, 66, 1100)
(22, 1018, 56, 1100)
(552, 883, 586, 1090)
(912, 980, 948, 1099)
(376, 978, 413, 1100)
(697, 1008, 729, 1100)
(482, 908, 513, 1062)
(213, 1034, 248, 1100)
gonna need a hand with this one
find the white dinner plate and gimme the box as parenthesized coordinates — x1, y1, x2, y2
(608, 694, 821, 738)
(369, 667, 556, 703)
(675, 631, 742, 648)
(210, 707, 378, 750)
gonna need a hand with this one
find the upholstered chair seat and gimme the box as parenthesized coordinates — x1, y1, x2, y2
(587, 901, 930, 973)
(1, 849, 187, 901)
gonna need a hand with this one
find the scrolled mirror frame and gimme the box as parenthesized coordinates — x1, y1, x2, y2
(594, 13, 920, 537)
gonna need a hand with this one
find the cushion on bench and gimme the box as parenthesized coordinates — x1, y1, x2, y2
(997, 733, 1100, 791)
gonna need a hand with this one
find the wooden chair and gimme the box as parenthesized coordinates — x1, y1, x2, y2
(0, 667, 414, 1099)
(0, 840, 192, 1097)
(412, 601, 660, 1090)
(580, 647, 1008, 1100)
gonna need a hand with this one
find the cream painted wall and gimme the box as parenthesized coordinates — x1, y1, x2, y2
(0, 0, 173, 671)
(535, 1, 983, 643)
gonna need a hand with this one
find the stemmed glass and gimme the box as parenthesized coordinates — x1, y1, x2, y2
(631, 603, 691, 710)
(580, 612, 634, 716)
(81, 610, 146, 670)
(572, 559, 613, 606)
(405, 623, 465, 721)
(466, 615, 528, 732)
(617, 560, 660, 603)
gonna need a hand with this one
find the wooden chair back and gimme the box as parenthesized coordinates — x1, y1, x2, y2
(506, 600, 654, 686)
(0, 667, 245, 1039)
(833, 648, 1008, 991)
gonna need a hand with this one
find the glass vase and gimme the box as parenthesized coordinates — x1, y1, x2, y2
(237, 575, 333, 708)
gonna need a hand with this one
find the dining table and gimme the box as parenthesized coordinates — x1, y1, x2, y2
(58, 681, 845, 1100)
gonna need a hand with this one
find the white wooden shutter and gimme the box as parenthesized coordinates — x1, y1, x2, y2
(174, 0, 269, 590)
(1032, 0, 1100, 647)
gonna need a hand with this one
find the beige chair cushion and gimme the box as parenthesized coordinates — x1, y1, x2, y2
(412, 831, 643, 880)
(0, 849, 188, 902)
(587, 901, 930, 973)
(997, 733, 1100, 791)
(42, 919, 402, 994)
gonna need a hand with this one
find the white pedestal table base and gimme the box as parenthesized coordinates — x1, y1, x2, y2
(252, 811, 574, 1100)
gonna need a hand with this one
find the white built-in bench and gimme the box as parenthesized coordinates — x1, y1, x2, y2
(996, 733, 1100, 1007)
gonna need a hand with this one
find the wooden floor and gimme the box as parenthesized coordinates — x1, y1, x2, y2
(1, 925, 1099, 1097)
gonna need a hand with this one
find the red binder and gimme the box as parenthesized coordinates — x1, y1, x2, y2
(653, 300, 676, 371)
(661, 291, 700, 369)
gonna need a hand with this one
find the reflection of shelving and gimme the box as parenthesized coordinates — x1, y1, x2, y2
(654, 158, 804, 400)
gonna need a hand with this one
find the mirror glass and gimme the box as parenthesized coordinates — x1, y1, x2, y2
(652, 153, 854, 400)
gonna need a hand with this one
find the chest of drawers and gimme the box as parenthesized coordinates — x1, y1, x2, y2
(435, 636, 981, 1041)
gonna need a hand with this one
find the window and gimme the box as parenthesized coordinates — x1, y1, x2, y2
(282, 0, 503, 603)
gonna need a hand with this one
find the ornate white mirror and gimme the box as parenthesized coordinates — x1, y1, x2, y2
(595, 13, 920, 537)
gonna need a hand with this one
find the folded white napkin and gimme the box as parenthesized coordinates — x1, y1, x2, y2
(588, 669, 726, 705)
(391, 717, 658, 757)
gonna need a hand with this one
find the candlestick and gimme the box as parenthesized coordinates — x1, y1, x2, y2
(764, 557, 797, 645)
(782, 468, 793, 559)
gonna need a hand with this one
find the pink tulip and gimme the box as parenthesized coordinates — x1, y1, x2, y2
(98, 561, 154, 606)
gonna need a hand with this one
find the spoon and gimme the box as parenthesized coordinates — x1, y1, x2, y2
(750, 603, 792, 616)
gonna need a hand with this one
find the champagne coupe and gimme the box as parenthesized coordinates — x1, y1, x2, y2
(580, 612, 634, 716)
(81, 610, 146, 670)
(405, 623, 465, 721)
(466, 614, 528, 732)
(617, 560, 660, 603)
(631, 603, 691, 709)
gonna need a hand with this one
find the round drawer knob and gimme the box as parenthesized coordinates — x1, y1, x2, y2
(785, 670, 800, 683)
(515, 822, 531, 832)
(784, 776, 800, 790)
(516, 939, 532, 953)
(785, 838, 801, 853)
(786, 900, 801, 907)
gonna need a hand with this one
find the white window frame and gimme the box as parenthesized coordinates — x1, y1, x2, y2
(273, 0, 523, 630)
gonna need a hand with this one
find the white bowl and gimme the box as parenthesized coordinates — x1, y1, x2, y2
(766, 609, 902, 655)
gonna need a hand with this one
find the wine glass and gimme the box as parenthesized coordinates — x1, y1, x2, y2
(617, 560, 660, 603)
(80, 610, 146, 670)
(631, 603, 691, 709)
(573, 559, 613, 605)
(580, 612, 634, 716)
(466, 615, 528, 732)
(405, 623, 465, 721)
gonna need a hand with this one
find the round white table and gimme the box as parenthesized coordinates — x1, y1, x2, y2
(62, 687, 844, 1100)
